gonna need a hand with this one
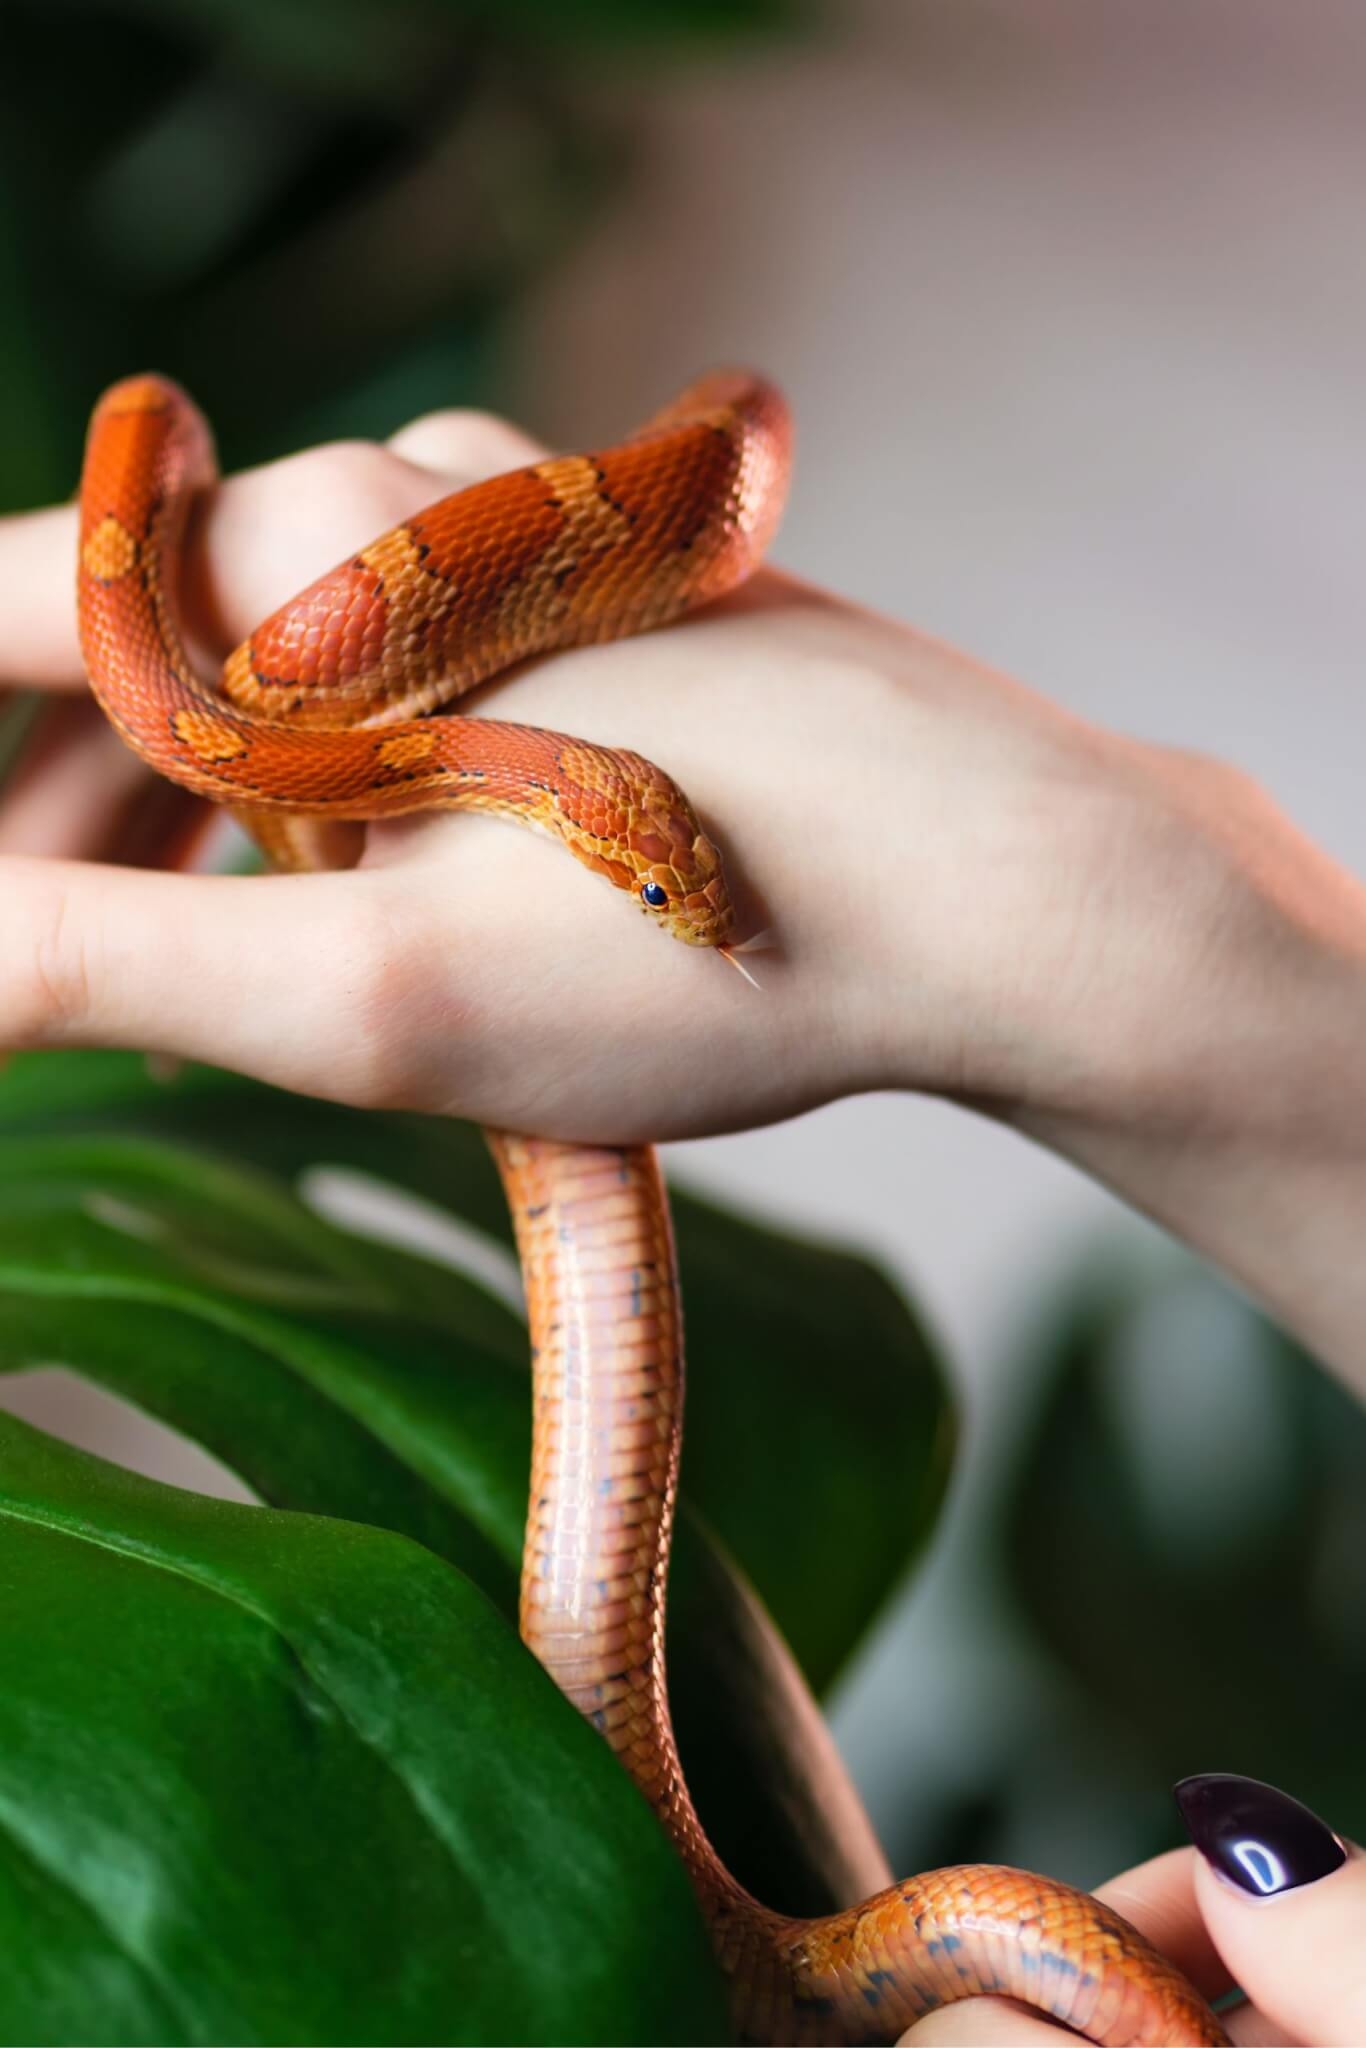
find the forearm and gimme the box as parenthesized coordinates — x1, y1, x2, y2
(1028, 1093, 1366, 1394)
(1016, 895, 1366, 1377)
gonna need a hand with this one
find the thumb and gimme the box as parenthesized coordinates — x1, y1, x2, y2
(1177, 1772, 1364, 2046)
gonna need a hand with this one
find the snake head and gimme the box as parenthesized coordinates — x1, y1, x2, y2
(635, 825, 735, 948)
(555, 742, 736, 948)
(628, 767, 735, 948)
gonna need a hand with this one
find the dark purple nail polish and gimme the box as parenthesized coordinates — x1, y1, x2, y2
(1175, 1773, 1346, 1896)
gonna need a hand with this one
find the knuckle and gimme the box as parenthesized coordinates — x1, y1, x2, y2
(319, 890, 443, 1111)
(389, 407, 542, 479)
(408, 404, 517, 441)
(271, 439, 421, 541)
(1157, 741, 1264, 812)
(11, 869, 94, 1042)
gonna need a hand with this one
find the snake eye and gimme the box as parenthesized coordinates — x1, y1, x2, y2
(640, 881, 669, 910)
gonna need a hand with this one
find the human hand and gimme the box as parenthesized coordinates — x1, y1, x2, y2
(3, 399, 1351, 1138)
(900, 1774, 1360, 2047)
(5, 400, 1366, 1387)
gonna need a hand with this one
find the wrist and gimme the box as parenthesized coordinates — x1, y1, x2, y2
(859, 675, 1366, 1381)
(1001, 745, 1366, 1383)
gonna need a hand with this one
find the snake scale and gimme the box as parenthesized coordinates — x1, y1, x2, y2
(76, 371, 1226, 2046)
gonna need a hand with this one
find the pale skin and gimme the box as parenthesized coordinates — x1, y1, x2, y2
(3, 406, 1365, 2043)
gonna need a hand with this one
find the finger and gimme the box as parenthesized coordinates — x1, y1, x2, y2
(385, 406, 546, 476)
(0, 506, 81, 690)
(0, 690, 38, 776)
(0, 693, 218, 871)
(1226, 2000, 1305, 2045)
(1, 856, 404, 1104)
(179, 424, 545, 665)
(105, 782, 223, 874)
(901, 1994, 1063, 2042)
(0, 697, 149, 857)
(0, 408, 549, 691)
(1093, 1849, 1230, 1999)
(1178, 1774, 1365, 2047)
(900, 1853, 1234, 2046)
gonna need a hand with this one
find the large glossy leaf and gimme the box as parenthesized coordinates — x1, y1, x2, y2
(0, 1152, 526, 1611)
(0, 1408, 725, 2046)
(995, 1242, 1366, 1864)
(0, 1052, 954, 1694)
(668, 1511, 892, 1915)
(0, 1119, 894, 1915)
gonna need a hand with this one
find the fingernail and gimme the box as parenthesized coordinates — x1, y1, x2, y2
(1174, 1772, 1346, 1896)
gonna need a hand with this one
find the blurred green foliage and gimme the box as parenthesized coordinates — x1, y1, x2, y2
(883, 1237, 1366, 1896)
(0, 0, 801, 511)
(1000, 1244, 1366, 1870)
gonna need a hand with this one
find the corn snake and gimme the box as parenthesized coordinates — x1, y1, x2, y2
(75, 372, 1226, 2046)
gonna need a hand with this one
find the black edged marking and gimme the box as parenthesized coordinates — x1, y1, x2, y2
(589, 457, 638, 529)
(247, 660, 314, 698)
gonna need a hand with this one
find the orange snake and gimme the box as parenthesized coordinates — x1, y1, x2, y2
(76, 373, 1226, 2046)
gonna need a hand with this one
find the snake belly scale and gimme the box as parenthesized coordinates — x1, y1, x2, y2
(76, 371, 1226, 2047)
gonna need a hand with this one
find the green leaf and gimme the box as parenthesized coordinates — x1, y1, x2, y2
(0, 1119, 894, 1915)
(0, 1129, 526, 1353)
(0, 1137, 529, 1606)
(668, 1510, 892, 1916)
(996, 1243, 1366, 1861)
(0, 1409, 725, 2046)
(672, 1195, 952, 1692)
(0, 1053, 954, 1693)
